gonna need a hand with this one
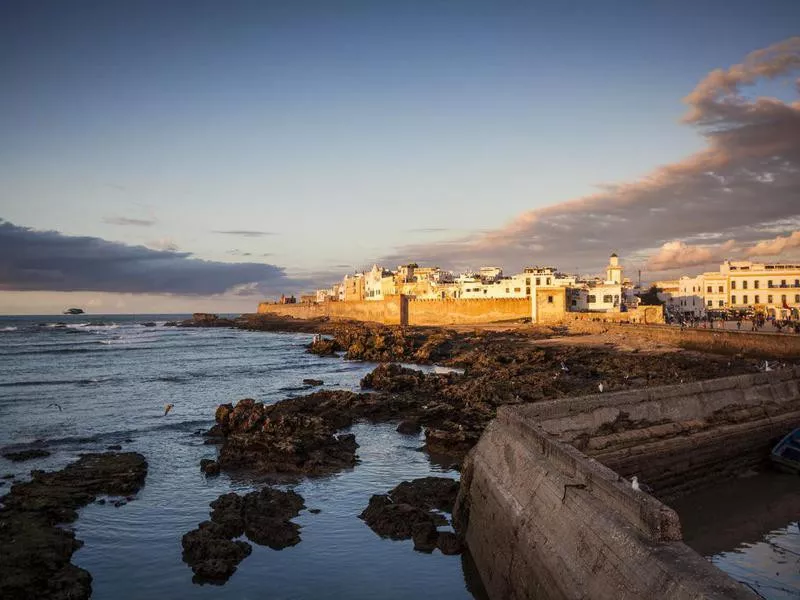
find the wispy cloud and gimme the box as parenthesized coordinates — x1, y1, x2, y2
(103, 216, 156, 227)
(406, 227, 452, 233)
(0, 219, 306, 296)
(213, 230, 275, 237)
(746, 230, 800, 257)
(381, 37, 800, 278)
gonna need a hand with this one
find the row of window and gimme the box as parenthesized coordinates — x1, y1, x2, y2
(587, 294, 620, 304)
(731, 279, 800, 290)
(729, 294, 800, 305)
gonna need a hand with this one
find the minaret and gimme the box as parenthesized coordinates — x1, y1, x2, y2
(606, 253, 622, 284)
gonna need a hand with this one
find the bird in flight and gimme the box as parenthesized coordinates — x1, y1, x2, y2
(164, 403, 174, 416)
(48, 403, 63, 411)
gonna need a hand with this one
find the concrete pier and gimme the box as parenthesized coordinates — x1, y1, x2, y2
(455, 367, 800, 599)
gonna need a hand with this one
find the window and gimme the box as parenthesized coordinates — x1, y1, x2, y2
(755, 295, 760, 304)
(796, 295, 800, 303)
(743, 295, 748, 304)
(781, 280, 787, 287)
(603, 295, 613, 303)
(514, 287, 521, 293)
(781, 295, 787, 304)
(707, 300, 713, 307)
(731, 281, 736, 290)
(732, 295, 736, 304)
(718, 300, 724, 307)
(718, 286, 723, 293)
(768, 295, 773, 303)
(768, 280, 773, 288)
(588, 295, 596, 303)
(707, 286, 712, 293)
(526, 287, 531, 296)
(483, 289, 487, 294)
(535, 277, 541, 285)
(754, 280, 760, 289)
(505, 288, 510, 293)
(742, 281, 748, 289)
(546, 278, 552, 285)
(547, 295, 554, 304)
(525, 278, 530, 285)
(795, 279, 799, 287)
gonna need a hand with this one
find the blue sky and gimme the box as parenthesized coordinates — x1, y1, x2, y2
(1, 0, 799, 313)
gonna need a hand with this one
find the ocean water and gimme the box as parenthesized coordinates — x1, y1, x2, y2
(0, 315, 485, 599)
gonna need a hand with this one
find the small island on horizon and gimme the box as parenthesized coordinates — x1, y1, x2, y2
(62, 308, 85, 315)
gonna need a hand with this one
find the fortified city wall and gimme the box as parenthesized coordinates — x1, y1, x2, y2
(455, 367, 800, 599)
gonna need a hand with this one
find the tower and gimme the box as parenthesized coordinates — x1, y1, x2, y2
(606, 253, 622, 284)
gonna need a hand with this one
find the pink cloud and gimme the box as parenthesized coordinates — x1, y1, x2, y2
(746, 230, 800, 257)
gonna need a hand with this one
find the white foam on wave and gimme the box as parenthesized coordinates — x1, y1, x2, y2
(0, 326, 18, 332)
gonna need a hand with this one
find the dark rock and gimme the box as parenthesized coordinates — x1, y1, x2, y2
(396, 420, 422, 435)
(302, 378, 324, 386)
(0, 452, 147, 600)
(2, 474, 13, 479)
(123, 438, 133, 443)
(388, 477, 460, 513)
(106, 445, 122, 451)
(182, 487, 305, 584)
(361, 363, 426, 392)
(200, 459, 220, 476)
(359, 494, 446, 540)
(96, 498, 106, 505)
(437, 531, 464, 555)
(164, 321, 179, 327)
(308, 338, 341, 356)
(308, 508, 321, 514)
(142, 322, 157, 327)
(3, 449, 51, 462)
(113, 500, 126, 507)
(411, 521, 439, 553)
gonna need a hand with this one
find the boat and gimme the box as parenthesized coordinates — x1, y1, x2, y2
(770, 428, 800, 473)
(62, 308, 85, 315)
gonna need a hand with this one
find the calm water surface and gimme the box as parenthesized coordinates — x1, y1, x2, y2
(0, 315, 485, 599)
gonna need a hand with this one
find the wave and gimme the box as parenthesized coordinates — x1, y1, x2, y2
(0, 376, 116, 388)
(0, 326, 18, 332)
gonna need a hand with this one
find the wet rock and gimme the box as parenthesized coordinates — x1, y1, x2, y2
(164, 321, 179, 327)
(200, 459, 220, 476)
(142, 322, 157, 327)
(106, 445, 122, 451)
(302, 378, 324, 386)
(182, 488, 304, 584)
(359, 477, 462, 555)
(308, 338, 341, 356)
(396, 420, 421, 435)
(437, 531, 464, 555)
(308, 508, 321, 514)
(113, 500, 127, 507)
(209, 396, 361, 477)
(2, 474, 14, 479)
(96, 498, 106, 505)
(360, 363, 426, 392)
(0, 452, 147, 600)
(3, 449, 51, 462)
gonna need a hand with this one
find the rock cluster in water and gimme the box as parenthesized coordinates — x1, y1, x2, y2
(0, 452, 148, 600)
(2, 449, 51, 462)
(359, 477, 464, 554)
(182, 487, 305, 584)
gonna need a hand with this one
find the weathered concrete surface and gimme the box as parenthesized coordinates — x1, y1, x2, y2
(454, 369, 800, 599)
(521, 367, 800, 500)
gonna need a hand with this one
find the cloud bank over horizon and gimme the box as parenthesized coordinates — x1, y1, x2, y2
(381, 37, 800, 280)
(0, 219, 307, 297)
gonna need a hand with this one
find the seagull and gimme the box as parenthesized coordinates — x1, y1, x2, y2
(631, 476, 652, 493)
(598, 383, 604, 393)
(48, 403, 63, 412)
(163, 403, 174, 416)
(763, 360, 773, 372)
(560, 361, 569, 372)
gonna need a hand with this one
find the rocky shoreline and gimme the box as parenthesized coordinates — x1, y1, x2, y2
(0, 452, 148, 600)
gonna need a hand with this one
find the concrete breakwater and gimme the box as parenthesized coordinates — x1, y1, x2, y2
(455, 367, 800, 599)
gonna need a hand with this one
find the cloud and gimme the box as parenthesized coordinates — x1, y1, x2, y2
(381, 37, 800, 279)
(213, 230, 275, 237)
(226, 249, 253, 257)
(103, 216, 156, 227)
(746, 230, 800, 257)
(646, 240, 735, 271)
(0, 219, 305, 296)
(148, 238, 180, 252)
(406, 227, 452, 233)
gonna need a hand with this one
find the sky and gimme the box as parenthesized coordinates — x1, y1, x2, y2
(1, 0, 799, 314)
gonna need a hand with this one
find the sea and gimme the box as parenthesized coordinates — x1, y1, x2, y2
(1, 315, 797, 599)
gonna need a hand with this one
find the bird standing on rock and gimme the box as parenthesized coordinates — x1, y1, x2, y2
(164, 403, 174, 416)
(598, 383, 604, 393)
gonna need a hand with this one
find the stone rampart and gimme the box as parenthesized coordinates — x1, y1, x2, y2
(455, 368, 800, 599)
(569, 321, 800, 359)
(563, 305, 665, 324)
(257, 296, 531, 325)
(407, 297, 529, 325)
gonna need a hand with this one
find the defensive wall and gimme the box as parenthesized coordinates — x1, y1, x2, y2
(257, 296, 531, 325)
(562, 305, 665, 325)
(454, 367, 800, 599)
(568, 320, 800, 359)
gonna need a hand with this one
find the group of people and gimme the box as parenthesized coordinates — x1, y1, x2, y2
(672, 313, 800, 334)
